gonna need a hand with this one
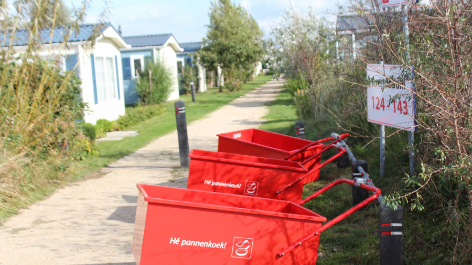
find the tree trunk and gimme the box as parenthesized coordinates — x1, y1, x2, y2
(218, 69, 222, 92)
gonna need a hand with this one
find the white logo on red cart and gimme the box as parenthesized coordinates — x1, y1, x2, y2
(244, 181, 259, 195)
(231, 237, 254, 259)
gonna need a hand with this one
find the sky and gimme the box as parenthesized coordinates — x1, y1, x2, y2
(67, 0, 346, 43)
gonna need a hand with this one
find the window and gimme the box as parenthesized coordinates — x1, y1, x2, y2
(177, 61, 183, 74)
(95, 56, 117, 101)
(130, 55, 144, 78)
(39, 55, 66, 71)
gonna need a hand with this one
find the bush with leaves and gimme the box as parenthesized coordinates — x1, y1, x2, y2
(95, 119, 114, 138)
(79, 122, 97, 141)
(180, 65, 199, 94)
(285, 74, 311, 96)
(135, 59, 174, 105)
(116, 104, 165, 129)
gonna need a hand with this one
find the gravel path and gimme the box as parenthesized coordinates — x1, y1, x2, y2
(0, 79, 283, 265)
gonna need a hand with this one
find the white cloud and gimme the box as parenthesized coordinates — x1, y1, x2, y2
(68, 0, 347, 43)
(240, 0, 253, 11)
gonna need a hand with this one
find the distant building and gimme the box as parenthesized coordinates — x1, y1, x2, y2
(336, 14, 373, 60)
(4, 23, 130, 124)
(121, 33, 183, 105)
(177, 42, 207, 92)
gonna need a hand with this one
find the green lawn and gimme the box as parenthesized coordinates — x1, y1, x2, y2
(95, 75, 272, 160)
(70, 75, 273, 183)
(260, 87, 446, 264)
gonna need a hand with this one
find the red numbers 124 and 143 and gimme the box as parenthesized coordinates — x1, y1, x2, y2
(371, 96, 408, 115)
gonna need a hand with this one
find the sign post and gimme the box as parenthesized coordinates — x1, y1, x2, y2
(379, 61, 385, 177)
(373, 2, 416, 264)
(382, 0, 417, 179)
(402, 4, 415, 178)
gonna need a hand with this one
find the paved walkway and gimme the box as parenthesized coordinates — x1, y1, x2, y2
(0, 79, 283, 265)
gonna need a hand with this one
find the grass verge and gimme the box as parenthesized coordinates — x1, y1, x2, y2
(0, 75, 272, 224)
(259, 87, 410, 264)
(261, 86, 454, 264)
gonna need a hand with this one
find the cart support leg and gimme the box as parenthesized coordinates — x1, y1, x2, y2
(174, 100, 190, 167)
(351, 160, 369, 207)
(379, 204, 404, 265)
(295, 121, 305, 139)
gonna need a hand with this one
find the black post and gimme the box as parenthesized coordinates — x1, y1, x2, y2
(190, 81, 196, 103)
(295, 121, 305, 139)
(351, 160, 370, 207)
(380, 204, 404, 265)
(174, 100, 190, 167)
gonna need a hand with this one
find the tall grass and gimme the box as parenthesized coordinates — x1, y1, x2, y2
(0, 0, 108, 220)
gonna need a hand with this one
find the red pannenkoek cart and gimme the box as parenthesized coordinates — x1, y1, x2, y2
(187, 148, 346, 202)
(217, 129, 348, 181)
(217, 128, 348, 160)
(132, 179, 380, 265)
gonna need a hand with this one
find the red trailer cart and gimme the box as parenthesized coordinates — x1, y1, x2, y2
(217, 128, 348, 162)
(132, 179, 380, 265)
(187, 147, 346, 202)
(217, 129, 348, 182)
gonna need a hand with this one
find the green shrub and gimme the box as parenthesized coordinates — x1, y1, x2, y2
(116, 104, 165, 129)
(285, 75, 311, 96)
(180, 65, 199, 94)
(69, 135, 99, 160)
(79, 122, 97, 141)
(135, 59, 174, 105)
(0, 59, 87, 154)
(265, 70, 275, 76)
(95, 119, 113, 138)
(223, 82, 235, 92)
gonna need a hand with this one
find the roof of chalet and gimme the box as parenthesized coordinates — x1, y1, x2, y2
(1, 23, 119, 46)
(336, 14, 372, 33)
(122, 33, 175, 47)
(178, 42, 203, 53)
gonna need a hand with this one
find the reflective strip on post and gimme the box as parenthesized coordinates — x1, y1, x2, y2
(175, 107, 186, 114)
(295, 121, 305, 139)
(381, 231, 403, 235)
(381, 223, 402, 227)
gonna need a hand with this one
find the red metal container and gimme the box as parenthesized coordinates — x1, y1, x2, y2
(217, 128, 318, 160)
(132, 179, 380, 265)
(217, 129, 348, 182)
(187, 147, 347, 202)
(187, 149, 309, 202)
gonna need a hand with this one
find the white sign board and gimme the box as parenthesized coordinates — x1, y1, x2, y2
(381, 0, 415, 8)
(367, 64, 416, 132)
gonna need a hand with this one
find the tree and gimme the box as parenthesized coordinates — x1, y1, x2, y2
(135, 59, 174, 105)
(198, 0, 263, 92)
(268, 4, 335, 120)
(24, 0, 72, 27)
